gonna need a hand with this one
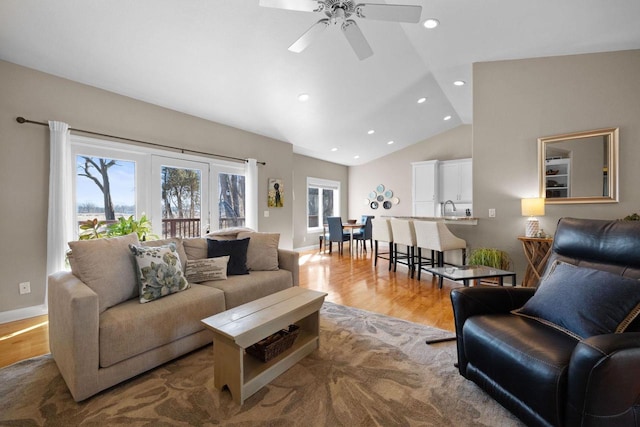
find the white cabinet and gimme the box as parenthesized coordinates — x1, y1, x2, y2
(545, 158, 571, 198)
(412, 160, 438, 217)
(439, 159, 472, 202)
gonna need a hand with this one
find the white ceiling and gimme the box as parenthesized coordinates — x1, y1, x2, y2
(1, 0, 639, 166)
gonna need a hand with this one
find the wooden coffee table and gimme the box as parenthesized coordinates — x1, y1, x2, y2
(201, 287, 327, 404)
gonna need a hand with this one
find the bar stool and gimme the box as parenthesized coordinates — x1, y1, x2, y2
(413, 220, 467, 286)
(390, 219, 417, 278)
(371, 218, 393, 270)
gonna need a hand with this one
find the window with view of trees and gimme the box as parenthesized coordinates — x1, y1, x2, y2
(218, 173, 245, 229)
(307, 177, 340, 229)
(71, 136, 247, 240)
(75, 155, 136, 228)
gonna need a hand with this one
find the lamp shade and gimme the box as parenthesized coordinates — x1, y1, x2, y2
(521, 198, 545, 217)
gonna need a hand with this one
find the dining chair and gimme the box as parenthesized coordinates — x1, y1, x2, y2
(353, 215, 374, 252)
(413, 220, 467, 285)
(371, 218, 393, 270)
(390, 219, 417, 277)
(326, 216, 350, 255)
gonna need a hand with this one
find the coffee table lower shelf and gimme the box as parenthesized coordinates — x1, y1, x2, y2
(201, 288, 327, 405)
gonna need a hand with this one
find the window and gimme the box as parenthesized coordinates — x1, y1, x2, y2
(71, 135, 248, 239)
(307, 177, 340, 230)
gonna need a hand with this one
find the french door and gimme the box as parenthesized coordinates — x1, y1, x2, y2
(151, 156, 209, 238)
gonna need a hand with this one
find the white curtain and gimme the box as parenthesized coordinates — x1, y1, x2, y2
(245, 158, 259, 230)
(46, 121, 73, 305)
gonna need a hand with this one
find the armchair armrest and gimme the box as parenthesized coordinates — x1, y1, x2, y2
(47, 271, 100, 401)
(450, 286, 536, 376)
(566, 332, 640, 426)
(278, 249, 299, 287)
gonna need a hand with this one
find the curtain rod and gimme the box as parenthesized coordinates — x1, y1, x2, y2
(15, 116, 266, 166)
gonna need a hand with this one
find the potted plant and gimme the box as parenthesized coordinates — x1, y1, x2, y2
(79, 214, 158, 241)
(467, 247, 512, 270)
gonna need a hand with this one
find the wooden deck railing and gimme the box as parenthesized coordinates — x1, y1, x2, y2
(162, 218, 201, 239)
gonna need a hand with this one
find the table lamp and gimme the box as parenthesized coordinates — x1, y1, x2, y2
(521, 198, 545, 237)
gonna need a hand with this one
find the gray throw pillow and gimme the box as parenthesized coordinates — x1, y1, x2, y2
(513, 261, 640, 339)
(68, 232, 140, 313)
(237, 231, 280, 271)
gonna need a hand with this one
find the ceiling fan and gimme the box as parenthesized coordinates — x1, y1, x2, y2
(259, 0, 422, 60)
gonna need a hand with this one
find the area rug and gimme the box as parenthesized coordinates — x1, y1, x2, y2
(0, 302, 523, 426)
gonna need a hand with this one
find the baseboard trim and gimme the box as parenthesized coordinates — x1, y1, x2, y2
(0, 304, 48, 325)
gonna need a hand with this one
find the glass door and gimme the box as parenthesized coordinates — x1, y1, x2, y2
(152, 156, 209, 238)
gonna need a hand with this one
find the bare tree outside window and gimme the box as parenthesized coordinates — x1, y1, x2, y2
(219, 173, 245, 228)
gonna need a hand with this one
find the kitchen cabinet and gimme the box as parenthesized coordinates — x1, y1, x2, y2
(439, 159, 472, 203)
(412, 160, 438, 217)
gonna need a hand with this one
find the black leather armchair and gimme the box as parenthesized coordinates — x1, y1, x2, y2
(451, 218, 640, 427)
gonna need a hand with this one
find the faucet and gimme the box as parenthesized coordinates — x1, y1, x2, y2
(442, 200, 457, 217)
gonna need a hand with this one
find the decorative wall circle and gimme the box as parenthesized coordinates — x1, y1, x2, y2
(391, 197, 400, 205)
(364, 198, 370, 205)
(369, 191, 377, 199)
(376, 184, 385, 193)
(376, 194, 384, 202)
(370, 201, 379, 209)
(383, 201, 392, 209)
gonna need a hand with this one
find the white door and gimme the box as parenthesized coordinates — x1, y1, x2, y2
(151, 156, 209, 238)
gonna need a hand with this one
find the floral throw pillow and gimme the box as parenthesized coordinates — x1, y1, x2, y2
(129, 242, 190, 303)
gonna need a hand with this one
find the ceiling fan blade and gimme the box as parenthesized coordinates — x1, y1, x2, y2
(356, 4, 422, 23)
(259, 0, 322, 13)
(341, 20, 373, 60)
(288, 19, 329, 53)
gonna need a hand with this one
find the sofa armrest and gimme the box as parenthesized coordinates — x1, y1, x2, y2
(278, 249, 299, 286)
(450, 286, 536, 376)
(48, 271, 100, 401)
(565, 332, 640, 426)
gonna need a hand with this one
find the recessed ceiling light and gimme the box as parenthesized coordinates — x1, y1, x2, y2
(453, 80, 466, 86)
(331, 147, 338, 152)
(367, 129, 375, 135)
(423, 18, 439, 29)
(417, 97, 427, 104)
(354, 155, 360, 159)
(444, 115, 452, 121)
(297, 93, 310, 102)
(387, 140, 394, 145)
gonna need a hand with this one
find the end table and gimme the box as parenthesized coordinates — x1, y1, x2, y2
(517, 236, 553, 287)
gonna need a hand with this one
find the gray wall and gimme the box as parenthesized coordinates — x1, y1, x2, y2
(0, 59, 295, 315)
(348, 125, 473, 219)
(292, 154, 349, 250)
(473, 49, 640, 282)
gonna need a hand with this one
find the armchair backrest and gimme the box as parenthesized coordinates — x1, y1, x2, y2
(548, 217, 640, 331)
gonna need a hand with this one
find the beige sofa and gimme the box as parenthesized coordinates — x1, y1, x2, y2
(48, 229, 299, 402)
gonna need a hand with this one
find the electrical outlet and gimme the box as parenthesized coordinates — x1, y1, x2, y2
(19, 281, 31, 295)
(488, 209, 496, 218)
(264, 210, 270, 218)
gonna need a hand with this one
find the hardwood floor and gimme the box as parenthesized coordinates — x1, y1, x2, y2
(0, 244, 457, 369)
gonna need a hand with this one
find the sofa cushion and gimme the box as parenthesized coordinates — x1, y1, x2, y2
(142, 237, 187, 271)
(201, 269, 293, 309)
(68, 233, 139, 313)
(206, 227, 254, 240)
(130, 243, 190, 303)
(183, 237, 208, 260)
(207, 238, 250, 276)
(99, 284, 225, 368)
(514, 261, 640, 339)
(185, 256, 229, 283)
(237, 231, 280, 271)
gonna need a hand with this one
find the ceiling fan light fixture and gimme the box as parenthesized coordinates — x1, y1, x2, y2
(423, 18, 439, 29)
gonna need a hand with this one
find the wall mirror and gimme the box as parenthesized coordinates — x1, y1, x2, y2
(538, 128, 619, 204)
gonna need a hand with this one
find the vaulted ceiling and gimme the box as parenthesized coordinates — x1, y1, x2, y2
(1, 0, 639, 165)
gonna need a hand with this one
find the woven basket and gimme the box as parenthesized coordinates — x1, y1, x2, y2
(246, 324, 300, 362)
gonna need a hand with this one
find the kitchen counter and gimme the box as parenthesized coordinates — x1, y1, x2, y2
(382, 215, 478, 226)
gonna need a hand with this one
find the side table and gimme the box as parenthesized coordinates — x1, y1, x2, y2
(517, 236, 553, 287)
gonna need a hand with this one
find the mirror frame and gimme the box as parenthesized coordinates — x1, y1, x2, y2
(538, 127, 619, 204)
